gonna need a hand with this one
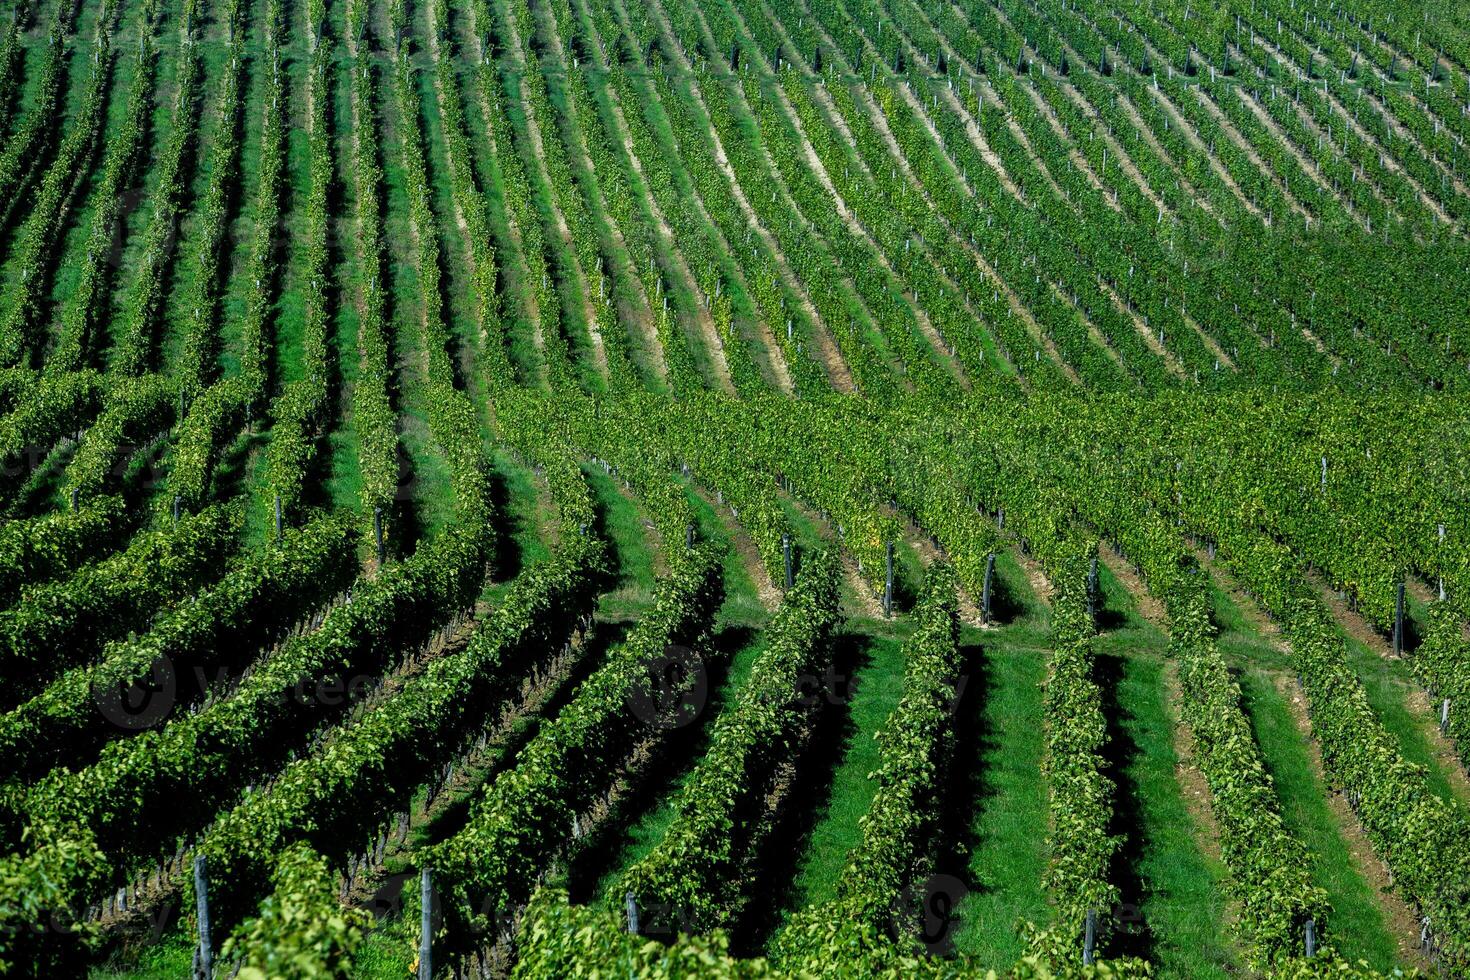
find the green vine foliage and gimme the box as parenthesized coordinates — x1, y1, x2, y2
(220, 844, 371, 980)
(0, 818, 105, 976)
(263, 42, 333, 526)
(198, 531, 607, 934)
(776, 562, 961, 952)
(63, 374, 176, 500)
(0, 371, 104, 473)
(1410, 604, 1470, 771)
(2, 527, 491, 952)
(0, 504, 240, 706)
(619, 550, 840, 934)
(513, 886, 1155, 978)
(0, 495, 130, 605)
(0, 515, 354, 781)
(426, 542, 723, 942)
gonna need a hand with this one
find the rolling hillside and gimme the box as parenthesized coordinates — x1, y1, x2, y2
(1, 0, 1469, 975)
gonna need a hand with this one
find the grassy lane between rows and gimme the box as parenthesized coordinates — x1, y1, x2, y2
(568, 481, 774, 905)
(1208, 577, 1409, 973)
(375, 38, 456, 543)
(766, 631, 907, 925)
(948, 549, 1050, 965)
(322, 16, 367, 519)
(43, 0, 153, 337)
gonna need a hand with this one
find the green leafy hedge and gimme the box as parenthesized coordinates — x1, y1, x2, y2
(0, 515, 353, 780)
(0, 504, 240, 705)
(199, 530, 606, 933)
(426, 541, 722, 941)
(220, 844, 371, 980)
(513, 886, 1154, 978)
(620, 550, 840, 933)
(0, 495, 130, 606)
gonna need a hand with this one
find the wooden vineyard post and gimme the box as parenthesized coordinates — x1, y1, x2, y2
(883, 543, 895, 617)
(172, 494, 181, 523)
(274, 494, 282, 538)
(783, 533, 794, 590)
(1443, 698, 1452, 734)
(1305, 918, 1318, 957)
(982, 552, 995, 624)
(70, 487, 78, 511)
(1393, 581, 1406, 655)
(194, 855, 212, 979)
(1434, 525, 1446, 602)
(1087, 556, 1100, 621)
(418, 869, 432, 980)
(1082, 908, 1097, 966)
(686, 523, 695, 550)
(375, 506, 385, 564)
(625, 891, 639, 934)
